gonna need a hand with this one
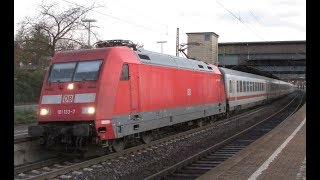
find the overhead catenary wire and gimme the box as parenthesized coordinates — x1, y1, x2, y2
(249, 10, 262, 25)
(61, 0, 167, 36)
(216, 0, 266, 41)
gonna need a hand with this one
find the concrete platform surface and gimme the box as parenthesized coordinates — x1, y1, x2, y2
(198, 103, 306, 180)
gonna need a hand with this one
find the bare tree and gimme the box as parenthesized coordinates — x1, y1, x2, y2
(17, 2, 99, 56)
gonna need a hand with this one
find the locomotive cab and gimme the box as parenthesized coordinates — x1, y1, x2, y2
(28, 42, 140, 152)
(28, 58, 104, 151)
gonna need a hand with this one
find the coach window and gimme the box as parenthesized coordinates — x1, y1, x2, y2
(237, 81, 239, 92)
(229, 80, 232, 93)
(247, 81, 249, 92)
(120, 64, 129, 80)
(240, 81, 243, 92)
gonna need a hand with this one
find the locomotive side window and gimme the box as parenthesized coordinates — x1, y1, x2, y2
(120, 64, 129, 80)
(73, 60, 102, 81)
(48, 62, 76, 82)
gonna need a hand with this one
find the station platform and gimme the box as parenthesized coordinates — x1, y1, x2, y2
(197, 103, 306, 180)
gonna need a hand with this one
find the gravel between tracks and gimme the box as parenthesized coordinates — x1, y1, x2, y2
(58, 94, 297, 180)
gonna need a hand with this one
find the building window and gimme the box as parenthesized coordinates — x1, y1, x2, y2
(120, 64, 129, 80)
(204, 34, 210, 41)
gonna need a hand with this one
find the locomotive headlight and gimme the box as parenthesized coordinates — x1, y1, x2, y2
(88, 107, 95, 114)
(40, 108, 50, 116)
(82, 107, 95, 114)
(67, 83, 74, 90)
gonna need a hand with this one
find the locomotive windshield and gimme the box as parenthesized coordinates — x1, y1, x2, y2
(48, 60, 102, 82)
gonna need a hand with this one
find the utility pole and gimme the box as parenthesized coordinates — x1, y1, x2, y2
(176, 28, 179, 56)
(157, 41, 167, 53)
(82, 19, 97, 47)
(247, 43, 250, 60)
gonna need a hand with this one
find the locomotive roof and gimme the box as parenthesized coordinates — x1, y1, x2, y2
(135, 49, 217, 73)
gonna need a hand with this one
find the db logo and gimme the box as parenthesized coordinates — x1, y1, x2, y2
(63, 95, 74, 103)
(187, 88, 192, 96)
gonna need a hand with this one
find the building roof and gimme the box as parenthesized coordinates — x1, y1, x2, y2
(186, 32, 219, 38)
(218, 40, 305, 45)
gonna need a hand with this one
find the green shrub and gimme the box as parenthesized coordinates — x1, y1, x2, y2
(14, 68, 46, 104)
(14, 110, 37, 125)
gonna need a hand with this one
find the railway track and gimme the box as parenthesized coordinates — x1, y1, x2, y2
(14, 100, 272, 179)
(14, 92, 304, 180)
(146, 92, 305, 180)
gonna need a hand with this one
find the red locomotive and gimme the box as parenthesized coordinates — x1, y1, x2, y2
(28, 40, 294, 152)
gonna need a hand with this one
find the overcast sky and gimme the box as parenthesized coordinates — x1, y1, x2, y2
(14, 0, 306, 56)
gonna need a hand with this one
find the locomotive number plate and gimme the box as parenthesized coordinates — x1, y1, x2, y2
(58, 109, 76, 115)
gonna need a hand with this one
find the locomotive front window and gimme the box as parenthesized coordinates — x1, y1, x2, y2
(48, 60, 102, 82)
(73, 60, 102, 81)
(49, 62, 76, 82)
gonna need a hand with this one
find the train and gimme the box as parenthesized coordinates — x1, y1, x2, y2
(28, 40, 295, 153)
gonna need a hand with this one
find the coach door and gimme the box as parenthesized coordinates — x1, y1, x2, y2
(129, 64, 140, 115)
